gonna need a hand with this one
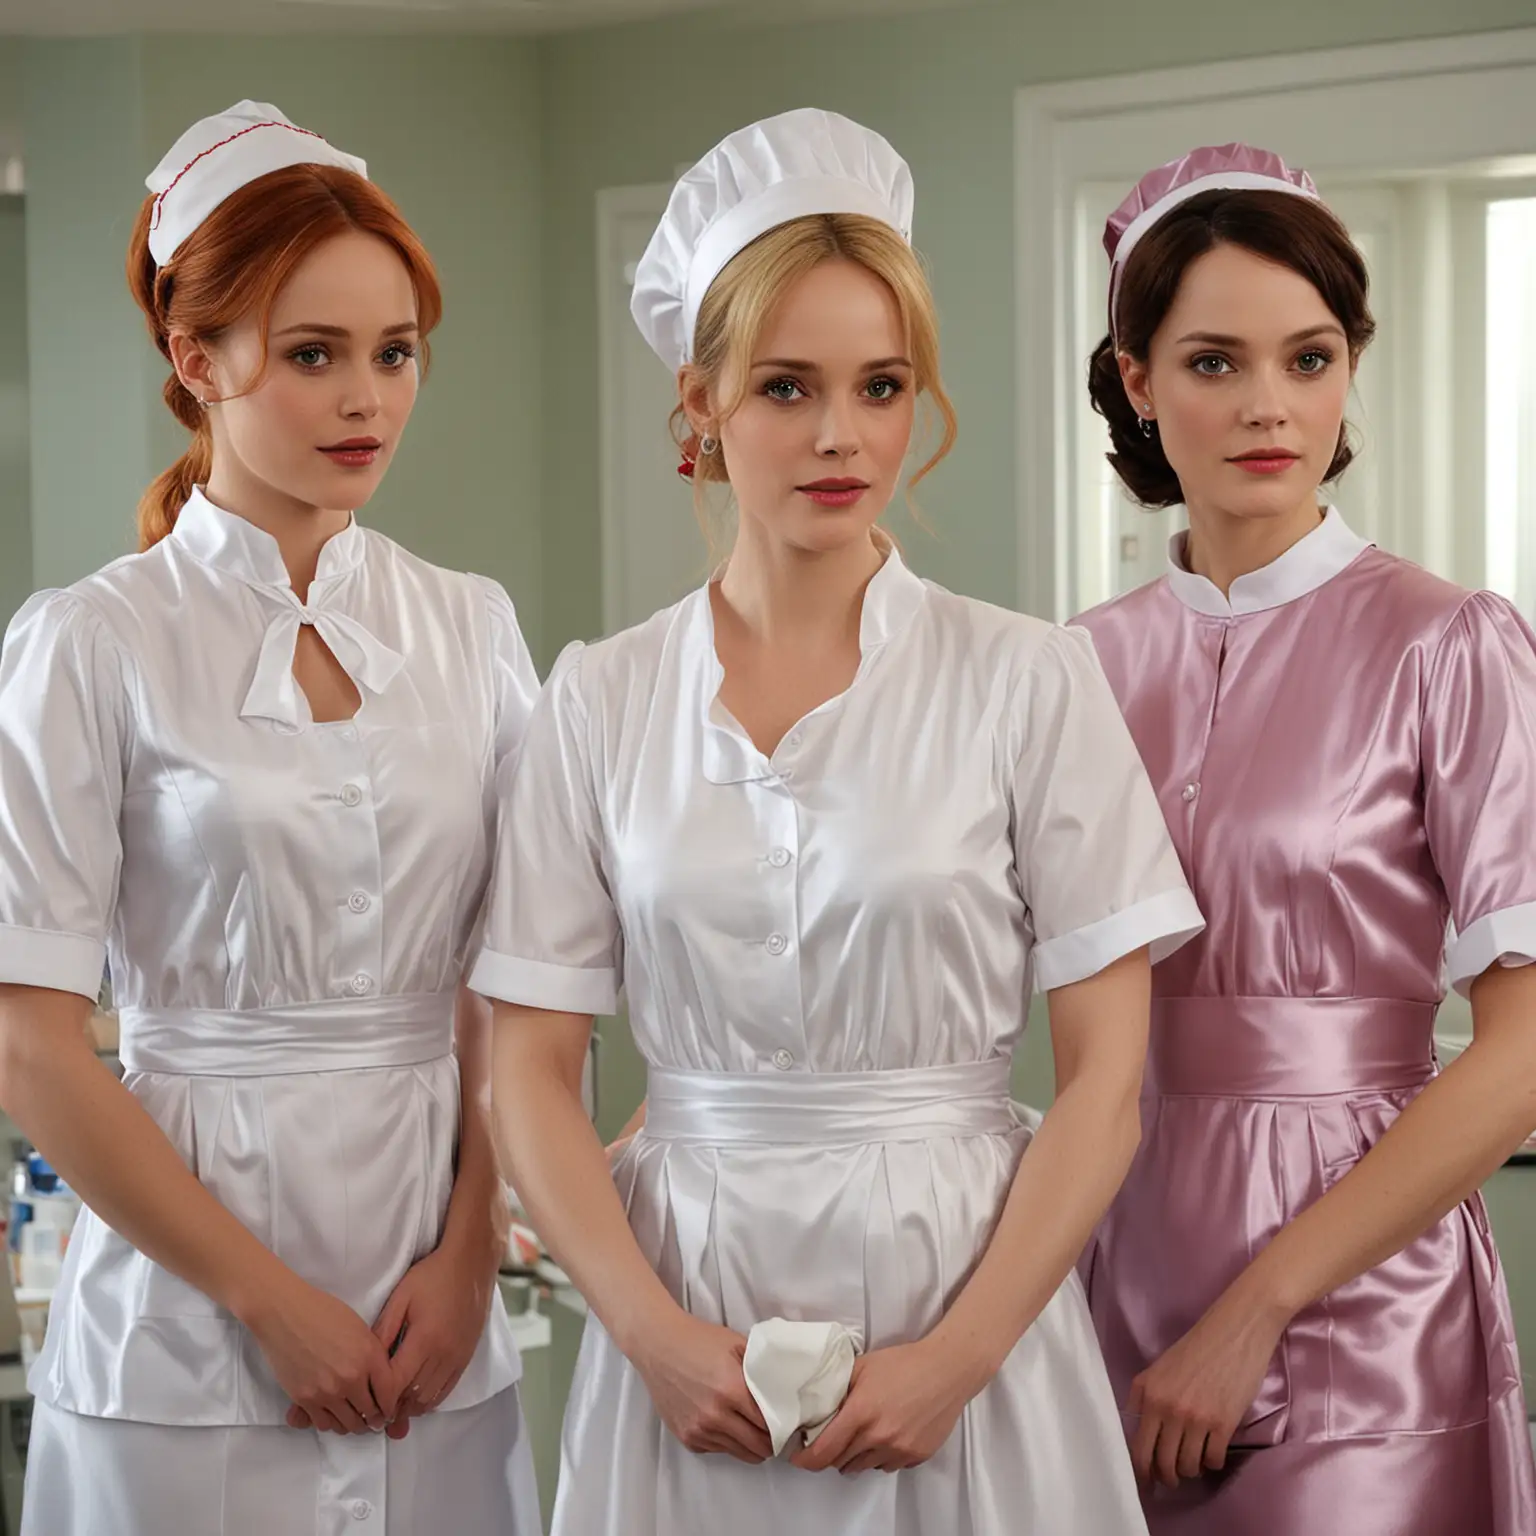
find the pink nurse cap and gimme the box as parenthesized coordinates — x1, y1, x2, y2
(1105, 143, 1320, 339)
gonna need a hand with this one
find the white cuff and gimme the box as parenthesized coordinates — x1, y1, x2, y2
(1033, 887, 1205, 994)
(0, 922, 106, 999)
(1447, 901, 1536, 999)
(468, 948, 619, 1016)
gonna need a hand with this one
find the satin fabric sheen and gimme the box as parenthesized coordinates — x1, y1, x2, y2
(1078, 524, 1536, 1535)
(0, 491, 540, 1530)
(474, 545, 1204, 1533)
(21, 1388, 542, 1536)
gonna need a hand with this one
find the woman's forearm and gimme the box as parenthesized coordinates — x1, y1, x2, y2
(440, 986, 509, 1272)
(0, 984, 293, 1324)
(1240, 968, 1536, 1318)
(928, 1069, 1139, 1380)
(492, 1003, 678, 1355)
(928, 952, 1148, 1380)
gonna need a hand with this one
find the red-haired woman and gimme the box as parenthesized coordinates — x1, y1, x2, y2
(0, 102, 541, 1535)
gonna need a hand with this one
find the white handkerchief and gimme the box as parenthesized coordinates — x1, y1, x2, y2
(743, 1319, 862, 1456)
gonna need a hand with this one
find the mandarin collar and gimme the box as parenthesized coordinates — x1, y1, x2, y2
(1165, 506, 1371, 617)
(170, 485, 365, 592)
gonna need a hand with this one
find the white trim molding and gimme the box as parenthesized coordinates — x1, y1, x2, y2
(1015, 27, 1536, 622)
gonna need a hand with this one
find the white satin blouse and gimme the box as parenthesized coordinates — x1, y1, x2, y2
(0, 488, 536, 1425)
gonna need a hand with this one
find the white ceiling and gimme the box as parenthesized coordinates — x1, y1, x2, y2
(0, 0, 983, 36)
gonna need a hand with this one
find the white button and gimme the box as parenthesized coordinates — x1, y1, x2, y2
(348, 891, 371, 914)
(1181, 783, 1199, 802)
(349, 972, 373, 995)
(340, 783, 363, 807)
(779, 769, 795, 783)
(339, 724, 358, 741)
(768, 847, 792, 869)
(787, 732, 803, 748)
(765, 933, 788, 956)
(351, 1501, 373, 1521)
(772, 1048, 795, 1070)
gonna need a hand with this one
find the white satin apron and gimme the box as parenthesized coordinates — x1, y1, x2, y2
(0, 490, 541, 1534)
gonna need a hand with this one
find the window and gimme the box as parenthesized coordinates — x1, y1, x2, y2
(1486, 194, 1536, 617)
(1067, 167, 1536, 618)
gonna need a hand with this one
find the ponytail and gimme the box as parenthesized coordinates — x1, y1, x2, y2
(127, 198, 206, 550)
(137, 407, 212, 550)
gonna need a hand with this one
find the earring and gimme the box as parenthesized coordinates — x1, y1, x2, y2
(699, 434, 719, 456)
(1138, 406, 1155, 439)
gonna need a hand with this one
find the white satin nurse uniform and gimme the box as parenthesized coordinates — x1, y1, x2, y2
(0, 489, 542, 1536)
(472, 541, 1204, 1535)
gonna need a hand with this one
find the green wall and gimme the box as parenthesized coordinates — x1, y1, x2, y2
(0, 35, 18, 163)
(0, 196, 28, 631)
(22, 38, 154, 591)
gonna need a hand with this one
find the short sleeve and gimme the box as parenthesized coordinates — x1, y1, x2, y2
(468, 642, 622, 1015)
(471, 575, 541, 772)
(1424, 591, 1536, 996)
(1012, 625, 1204, 993)
(0, 591, 128, 998)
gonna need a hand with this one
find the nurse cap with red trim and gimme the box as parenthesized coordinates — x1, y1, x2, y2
(145, 100, 367, 268)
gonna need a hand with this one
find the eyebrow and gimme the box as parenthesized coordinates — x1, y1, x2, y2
(1175, 324, 1345, 347)
(272, 321, 420, 339)
(750, 355, 913, 372)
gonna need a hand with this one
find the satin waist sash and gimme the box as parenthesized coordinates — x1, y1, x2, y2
(117, 992, 456, 1077)
(1149, 996, 1438, 1099)
(644, 1058, 1018, 1146)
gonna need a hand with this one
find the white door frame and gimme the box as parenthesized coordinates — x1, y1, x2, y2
(1014, 26, 1536, 622)
(596, 182, 673, 637)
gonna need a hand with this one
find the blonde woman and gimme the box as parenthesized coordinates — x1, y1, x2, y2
(473, 110, 1203, 1534)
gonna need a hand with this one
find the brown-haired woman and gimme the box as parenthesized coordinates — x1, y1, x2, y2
(0, 102, 541, 1534)
(1075, 143, 1536, 1533)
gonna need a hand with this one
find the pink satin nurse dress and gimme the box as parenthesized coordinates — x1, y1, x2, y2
(1076, 508, 1536, 1535)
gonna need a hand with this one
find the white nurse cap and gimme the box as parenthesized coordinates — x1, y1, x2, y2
(145, 100, 368, 268)
(631, 107, 914, 371)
